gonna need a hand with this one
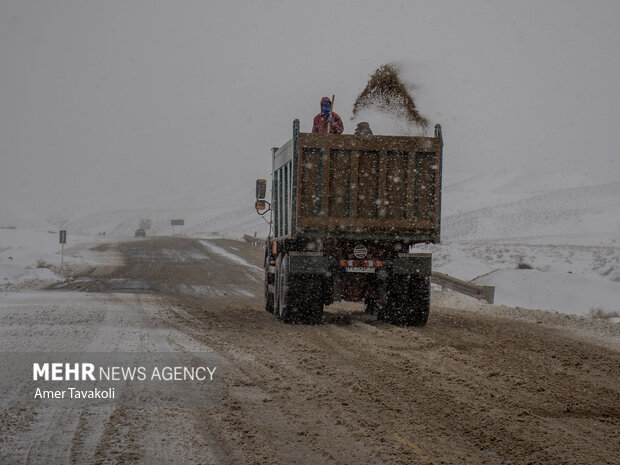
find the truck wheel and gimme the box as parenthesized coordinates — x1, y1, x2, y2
(301, 276, 323, 325)
(381, 277, 404, 324)
(279, 255, 324, 324)
(264, 256, 274, 313)
(274, 254, 283, 318)
(279, 254, 298, 323)
(383, 299, 407, 325)
(376, 305, 387, 321)
(364, 298, 379, 315)
(406, 275, 430, 327)
(383, 276, 430, 326)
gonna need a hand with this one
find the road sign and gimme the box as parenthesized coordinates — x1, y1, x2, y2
(171, 219, 184, 226)
(59, 230, 67, 266)
(139, 218, 152, 230)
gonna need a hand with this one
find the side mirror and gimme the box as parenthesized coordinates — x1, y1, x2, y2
(254, 179, 270, 215)
(256, 179, 267, 200)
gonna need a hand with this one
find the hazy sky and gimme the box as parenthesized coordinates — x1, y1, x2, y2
(1, 0, 619, 217)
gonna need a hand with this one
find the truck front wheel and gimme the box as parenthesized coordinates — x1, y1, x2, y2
(274, 254, 299, 322)
(264, 256, 274, 313)
(278, 254, 294, 322)
(274, 254, 285, 320)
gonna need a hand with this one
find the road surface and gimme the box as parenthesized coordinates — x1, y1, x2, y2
(1, 236, 618, 464)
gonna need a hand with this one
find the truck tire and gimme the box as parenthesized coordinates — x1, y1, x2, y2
(301, 276, 324, 325)
(264, 256, 274, 313)
(364, 298, 379, 315)
(406, 275, 430, 327)
(276, 254, 324, 324)
(274, 254, 283, 318)
(278, 254, 298, 323)
(383, 276, 430, 326)
(379, 276, 402, 324)
(376, 304, 387, 321)
(279, 255, 291, 322)
(383, 287, 407, 325)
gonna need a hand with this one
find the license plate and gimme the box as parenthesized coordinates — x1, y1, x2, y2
(345, 267, 376, 273)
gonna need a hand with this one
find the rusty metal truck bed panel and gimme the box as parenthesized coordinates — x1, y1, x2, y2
(272, 121, 443, 243)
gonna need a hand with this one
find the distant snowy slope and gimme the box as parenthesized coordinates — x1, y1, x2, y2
(0, 209, 41, 229)
(442, 181, 620, 244)
(431, 174, 620, 315)
(442, 171, 605, 215)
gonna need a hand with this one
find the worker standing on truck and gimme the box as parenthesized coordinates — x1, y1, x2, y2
(312, 97, 344, 134)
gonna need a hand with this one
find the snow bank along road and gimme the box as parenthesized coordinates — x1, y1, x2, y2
(1, 236, 618, 464)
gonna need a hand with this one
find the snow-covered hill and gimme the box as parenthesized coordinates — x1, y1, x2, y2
(442, 177, 620, 245)
(427, 171, 620, 315)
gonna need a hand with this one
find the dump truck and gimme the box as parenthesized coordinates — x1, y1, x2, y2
(255, 119, 443, 325)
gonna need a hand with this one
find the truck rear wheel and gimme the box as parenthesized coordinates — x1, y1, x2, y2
(407, 275, 430, 327)
(301, 276, 324, 325)
(383, 275, 430, 326)
(364, 298, 379, 315)
(277, 254, 323, 324)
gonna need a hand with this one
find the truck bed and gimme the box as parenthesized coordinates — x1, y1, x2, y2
(272, 121, 443, 243)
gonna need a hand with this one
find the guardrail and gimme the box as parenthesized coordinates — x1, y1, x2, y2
(430, 271, 494, 304)
(243, 235, 495, 304)
(243, 234, 266, 248)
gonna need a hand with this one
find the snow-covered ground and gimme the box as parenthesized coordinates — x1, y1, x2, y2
(422, 240, 619, 316)
(1, 169, 618, 319)
(419, 170, 620, 317)
(0, 228, 69, 290)
(0, 228, 123, 292)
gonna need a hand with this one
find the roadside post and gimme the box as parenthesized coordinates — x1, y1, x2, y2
(59, 230, 67, 266)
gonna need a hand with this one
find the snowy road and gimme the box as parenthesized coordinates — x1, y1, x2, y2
(0, 291, 223, 464)
(1, 236, 619, 464)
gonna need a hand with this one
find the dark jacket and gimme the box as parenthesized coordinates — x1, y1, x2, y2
(312, 97, 344, 134)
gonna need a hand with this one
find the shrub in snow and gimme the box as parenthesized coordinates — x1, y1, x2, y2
(588, 307, 620, 319)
